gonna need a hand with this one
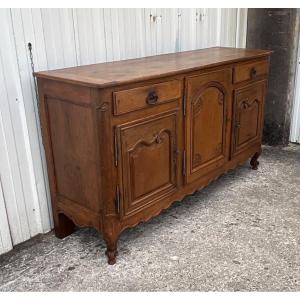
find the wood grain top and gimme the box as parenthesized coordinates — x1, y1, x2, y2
(35, 47, 272, 88)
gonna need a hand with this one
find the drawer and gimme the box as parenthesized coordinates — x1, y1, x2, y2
(113, 80, 181, 115)
(233, 59, 269, 84)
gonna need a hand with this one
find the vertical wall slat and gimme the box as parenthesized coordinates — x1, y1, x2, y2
(0, 129, 13, 255)
(220, 8, 238, 47)
(178, 8, 197, 51)
(0, 8, 32, 245)
(40, 8, 77, 68)
(11, 8, 53, 233)
(290, 35, 300, 143)
(236, 8, 248, 48)
(135, 8, 146, 58)
(91, 9, 107, 63)
(144, 8, 153, 56)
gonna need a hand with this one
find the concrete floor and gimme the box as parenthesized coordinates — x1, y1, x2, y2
(0, 144, 300, 291)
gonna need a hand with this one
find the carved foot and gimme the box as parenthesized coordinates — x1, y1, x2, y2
(104, 235, 119, 265)
(54, 213, 76, 239)
(250, 150, 261, 170)
(105, 249, 118, 265)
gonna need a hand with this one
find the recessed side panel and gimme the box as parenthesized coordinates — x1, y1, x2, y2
(46, 98, 99, 211)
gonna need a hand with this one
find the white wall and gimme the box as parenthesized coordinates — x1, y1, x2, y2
(0, 8, 248, 255)
(290, 35, 300, 143)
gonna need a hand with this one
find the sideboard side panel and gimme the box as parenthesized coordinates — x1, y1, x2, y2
(46, 98, 99, 211)
(38, 79, 101, 232)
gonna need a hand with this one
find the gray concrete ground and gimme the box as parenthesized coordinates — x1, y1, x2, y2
(0, 144, 300, 291)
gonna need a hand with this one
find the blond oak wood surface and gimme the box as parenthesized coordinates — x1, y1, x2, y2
(35, 47, 272, 88)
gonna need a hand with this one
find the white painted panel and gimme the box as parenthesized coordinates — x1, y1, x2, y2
(11, 8, 53, 233)
(135, 9, 146, 58)
(41, 8, 77, 68)
(144, 8, 154, 56)
(0, 140, 13, 255)
(103, 8, 121, 62)
(236, 8, 248, 48)
(74, 8, 97, 65)
(119, 9, 137, 59)
(178, 8, 197, 51)
(149, 8, 158, 55)
(290, 35, 300, 143)
(91, 9, 108, 63)
(0, 9, 32, 245)
(204, 8, 221, 47)
(220, 8, 238, 47)
(0, 8, 248, 255)
(157, 8, 178, 54)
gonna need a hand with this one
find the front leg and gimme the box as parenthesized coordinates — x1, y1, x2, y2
(103, 234, 119, 265)
(250, 149, 262, 170)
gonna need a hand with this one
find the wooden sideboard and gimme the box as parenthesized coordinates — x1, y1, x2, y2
(35, 47, 272, 264)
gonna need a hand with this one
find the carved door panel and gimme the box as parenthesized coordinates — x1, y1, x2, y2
(117, 112, 179, 219)
(185, 69, 232, 183)
(232, 81, 266, 156)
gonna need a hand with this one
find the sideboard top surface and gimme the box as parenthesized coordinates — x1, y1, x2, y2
(35, 47, 272, 88)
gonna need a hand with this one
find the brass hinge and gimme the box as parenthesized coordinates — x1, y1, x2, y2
(115, 185, 121, 214)
(114, 127, 118, 167)
(183, 150, 186, 176)
(183, 94, 187, 116)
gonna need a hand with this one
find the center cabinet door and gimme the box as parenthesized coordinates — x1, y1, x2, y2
(185, 68, 232, 183)
(116, 111, 180, 219)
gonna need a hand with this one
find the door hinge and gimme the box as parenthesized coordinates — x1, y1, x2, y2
(114, 127, 118, 167)
(183, 150, 186, 176)
(115, 185, 121, 214)
(183, 94, 187, 116)
(173, 145, 179, 167)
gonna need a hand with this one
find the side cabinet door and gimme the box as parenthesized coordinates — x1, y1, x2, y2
(232, 81, 266, 157)
(185, 69, 232, 183)
(117, 112, 179, 219)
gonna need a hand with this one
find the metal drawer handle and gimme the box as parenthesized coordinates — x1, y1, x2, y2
(250, 67, 257, 78)
(146, 91, 159, 105)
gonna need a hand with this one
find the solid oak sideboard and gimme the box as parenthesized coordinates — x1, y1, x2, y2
(35, 47, 272, 264)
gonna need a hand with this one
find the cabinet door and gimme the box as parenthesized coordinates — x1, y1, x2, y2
(185, 69, 232, 183)
(232, 81, 266, 157)
(117, 112, 180, 219)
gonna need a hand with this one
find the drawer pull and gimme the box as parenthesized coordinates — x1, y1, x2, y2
(146, 91, 159, 105)
(250, 67, 257, 78)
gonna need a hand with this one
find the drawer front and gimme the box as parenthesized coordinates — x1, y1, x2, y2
(113, 80, 181, 115)
(233, 59, 269, 84)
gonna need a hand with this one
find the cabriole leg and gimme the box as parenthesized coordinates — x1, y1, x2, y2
(104, 235, 119, 265)
(250, 149, 262, 170)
